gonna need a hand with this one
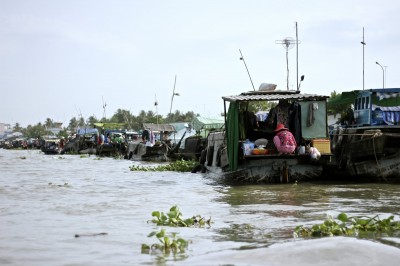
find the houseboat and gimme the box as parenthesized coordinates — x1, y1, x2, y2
(61, 128, 98, 155)
(200, 87, 331, 183)
(41, 137, 61, 155)
(329, 88, 400, 180)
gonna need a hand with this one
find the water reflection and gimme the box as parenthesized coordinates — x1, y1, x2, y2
(213, 181, 400, 249)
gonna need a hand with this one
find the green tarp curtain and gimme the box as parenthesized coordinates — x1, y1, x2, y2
(371, 95, 400, 107)
(227, 102, 239, 171)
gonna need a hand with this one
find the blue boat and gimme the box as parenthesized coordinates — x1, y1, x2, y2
(329, 88, 400, 180)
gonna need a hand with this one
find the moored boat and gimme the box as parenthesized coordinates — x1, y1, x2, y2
(329, 88, 400, 180)
(127, 123, 176, 162)
(199, 87, 332, 183)
(41, 137, 61, 155)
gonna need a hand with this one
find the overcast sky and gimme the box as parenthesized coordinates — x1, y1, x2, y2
(1, 0, 399, 127)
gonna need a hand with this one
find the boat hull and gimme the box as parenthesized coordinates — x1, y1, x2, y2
(203, 132, 329, 183)
(127, 142, 170, 162)
(207, 156, 323, 183)
(331, 126, 400, 180)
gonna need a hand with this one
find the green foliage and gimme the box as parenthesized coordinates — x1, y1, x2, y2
(294, 213, 400, 238)
(141, 228, 189, 255)
(327, 91, 353, 121)
(150, 205, 211, 227)
(10, 108, 199, 138)
(247, 101, 277, 112)
(130, 159, 198, 172)
(141, 205, 211, 256)
(23, 123, 53, 138)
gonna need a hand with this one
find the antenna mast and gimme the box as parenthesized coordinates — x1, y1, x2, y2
(239, 49, 255, 91)
(102, 96, 107, 119)
(296, 22, 299, 92)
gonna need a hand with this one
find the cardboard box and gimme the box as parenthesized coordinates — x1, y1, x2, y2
(311, 139, 331, 154)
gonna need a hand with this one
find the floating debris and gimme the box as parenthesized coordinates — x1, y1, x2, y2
(75, 232, 108, 238)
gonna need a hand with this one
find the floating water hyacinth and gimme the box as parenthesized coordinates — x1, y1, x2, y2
(294, 213, 400, 238)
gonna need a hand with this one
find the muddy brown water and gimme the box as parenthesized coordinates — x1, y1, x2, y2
(1, 149, 400, 265)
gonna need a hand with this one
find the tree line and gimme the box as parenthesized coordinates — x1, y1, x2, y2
(11, 91, 351, 139)
(12, 109, 198, 139)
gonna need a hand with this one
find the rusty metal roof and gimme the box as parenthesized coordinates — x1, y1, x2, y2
(222, 90, 329, 102)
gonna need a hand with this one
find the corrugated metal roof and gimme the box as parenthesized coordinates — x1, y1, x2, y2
(142, 123, 176, 132)
(222, 90, 329, 102)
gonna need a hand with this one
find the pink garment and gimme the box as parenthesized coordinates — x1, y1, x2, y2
(273, 130, 297, 154)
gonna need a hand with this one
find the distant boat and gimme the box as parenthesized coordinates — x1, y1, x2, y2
(41, 137, 61, 155)
(127, 123, 176, 162)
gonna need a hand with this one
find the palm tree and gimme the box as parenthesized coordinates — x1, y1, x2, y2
(44, 118, 53, 129)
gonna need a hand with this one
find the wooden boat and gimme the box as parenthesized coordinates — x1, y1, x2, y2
(41, 137, 61, 155)
(329, 88, 400, 180)
(168, 116, 224, 161)
(61, 128, 98, 155)
(127, 123, 176, 162)
(199, 88, 332, 183)
(97, 129, 127, 157)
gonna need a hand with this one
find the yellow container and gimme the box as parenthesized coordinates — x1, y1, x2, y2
(311, 139, 331, 154)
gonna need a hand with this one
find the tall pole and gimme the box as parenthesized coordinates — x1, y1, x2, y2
(361, 27, 366, 90)
(239, 49, 255, 91)
(285, 45, 289, 90)
(384, 66, 388, 87)
(296, 21, 299, 90)
(169, 75, 178, 120)
(376, 62, 385, 88)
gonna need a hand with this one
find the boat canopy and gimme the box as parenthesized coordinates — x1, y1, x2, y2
(77, 128, 98, 135)
(192, 116, 224, 131)
(142, 123, 176, 132)
(93, 122, 127, 129)
(223, 90, 328, 103)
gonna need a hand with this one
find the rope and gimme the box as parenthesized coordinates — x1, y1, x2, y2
(371, 133, 387, 182)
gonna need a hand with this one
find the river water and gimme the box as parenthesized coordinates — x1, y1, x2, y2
(1, 148, 400, 266)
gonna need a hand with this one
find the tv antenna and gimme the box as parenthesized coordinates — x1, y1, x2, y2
(102, 96, 107, 119)
(154, 94, 159, 125)
(276, 37, 297, 90)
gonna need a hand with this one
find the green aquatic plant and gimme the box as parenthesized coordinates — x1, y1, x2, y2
(294, 213, 400, 238)
(113, 155, 124, 160)
(130, 159, 198, 172)
(141, 228, 189, 255)
(151, 205, 211, 227)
